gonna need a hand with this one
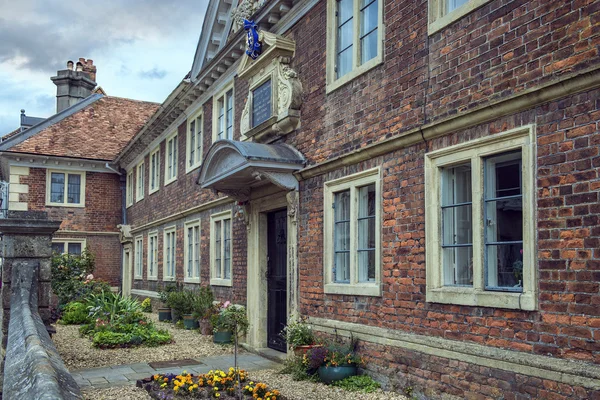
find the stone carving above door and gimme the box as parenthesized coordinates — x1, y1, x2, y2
(231, 0, 267, 33)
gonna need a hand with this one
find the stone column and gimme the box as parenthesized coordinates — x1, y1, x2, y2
(0, 211, 61, 351)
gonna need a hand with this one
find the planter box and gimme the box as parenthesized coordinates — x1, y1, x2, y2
(293, 344, 322, 356)
(183, 315, 199, 330)
(318, 365, 357, 384)
(213, 331, 232, 344)
(158, 307, 172, 322)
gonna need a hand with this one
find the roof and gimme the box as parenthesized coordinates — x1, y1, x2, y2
(21, 115, 45, 128)
(1, 128, 21, 142)
(1, 95, 160, 161)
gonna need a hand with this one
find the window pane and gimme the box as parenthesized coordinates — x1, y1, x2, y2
(358, 184, 376, 282)
(215, 221, 222, 278)
(338, 0, 353, 24)
(196, 117, 203, 161)
(334, 190, 350, 282)
(226, 90, 234, 140)
(486, 243, 523, 288)
(448, 0, 469, 12)
(67, 243, 82, 255)
(187, 228, 193, 277)
(337, 48, 353, 79)
(218, 98, 225, 140)
(361, 29, 378, 64)
(443, 247, 473, 285)
(224, 219, 231, 279)
(335, 252, 350, 282)
(51, 172, 65, 203)
(442, 205, 472, 245)
(361, 0, 378, 35)
(151, 154, 157, 188)
(357, 250, 375, 282)
(194, 226, 200, 278)
(189, 120, 196, 166)
(51, 243, 64, 253)
(67, 174, 81, 204)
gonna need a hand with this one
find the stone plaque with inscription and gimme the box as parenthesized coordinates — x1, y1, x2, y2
(252, 79, 272, 128)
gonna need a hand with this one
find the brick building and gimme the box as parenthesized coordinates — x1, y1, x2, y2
(0, 59, 159, 287)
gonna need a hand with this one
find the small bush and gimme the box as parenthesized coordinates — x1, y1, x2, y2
(141, 298, 152, 313)
(51, 250, 97, 306)
(59, 302, 90, 325)
(279, 355, 318, 382)
(332, 375, 381, 393)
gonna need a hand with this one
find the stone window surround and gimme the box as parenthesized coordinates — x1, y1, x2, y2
(147, 230, 159, 281)
(184, 219, 201, 283)
(424, 125, 537, 311)
(428, 0, 493, 35)
(164, 131, 178, 186)
(212, 82, 235, 143)
(134, 235, 144, 280)
(51, 238, 87, 255)
(325, 0, 384, 94)
(149, 146, 161, 195)
(45, 169, 86, 208)
(323, 167, 382, 297)
(210, 210, 233, 287)
(162, 226, 177, 282)
(126, 169, 134, 208)
(186, 109, 204, 174)
(136, 161, 145, 202)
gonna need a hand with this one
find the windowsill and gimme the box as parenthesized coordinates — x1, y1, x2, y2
(162, 276, 176, 282)
(184, 277, 201, 284)
(136, 196, 144, 203)
(326, 55, 383, 94)
(164, 176, 177, 187)
(426, 287, 536, 311)
(428, 0, 493, 35)
(149, 187, 159, 195)
(134, 276, 143, 280)
(185, 163, 202, 175)
(126, 203, 133, 208)
(147, 276, 158, 281)
(324, 283, 381, 297)
(210, 278, 232, 287)
(46, 202, 85, 208)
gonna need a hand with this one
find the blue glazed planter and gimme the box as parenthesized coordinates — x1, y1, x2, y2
(158, 307, 171, 322)
(318, 365, 357, 384)
(213, 331, 232, 344)
(183, 315, 199, 330)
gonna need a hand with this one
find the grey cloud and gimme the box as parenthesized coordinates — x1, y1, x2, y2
(138, 67, 167, 80)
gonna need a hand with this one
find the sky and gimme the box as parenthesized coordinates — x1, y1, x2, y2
(0, 0, 209, 134)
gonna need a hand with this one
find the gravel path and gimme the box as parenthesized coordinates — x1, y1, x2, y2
(82, 386, 149, 400)
(53, 313, 238, 371)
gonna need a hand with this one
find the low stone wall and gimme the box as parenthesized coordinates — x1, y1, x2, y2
(3, 257, 82, 400)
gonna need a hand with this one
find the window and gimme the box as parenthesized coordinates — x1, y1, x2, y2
(323, 168, 381, 296)
(136, 161, 145, 201)
(163, 227, 177, 281)
(428, 0, 492, 34)
(213, 83, 234, 142)
(126, 169, 134, 207)
(210, 211, 232, 286)
(425, 126, 536, 310)
(165, 132, 178, 185)
(326, 0, 383, 93)
(187, 110, 203, 172)
(134, 235, 143, 279)
(149, 147, 160, 194)
(46, 170, 86, 207)
(184, 220, 201, 282)
(147, 231, 158, 280)
(51, 239, 86, 255)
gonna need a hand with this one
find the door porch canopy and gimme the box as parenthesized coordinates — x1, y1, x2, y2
(197, 140, 306, 201)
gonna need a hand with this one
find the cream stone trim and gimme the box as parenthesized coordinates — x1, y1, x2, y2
(297, 65, 600, 180)
(309, 317, 600, 390)
(51, 238, 87, 254)
(212, 81, 235, 142)
(162, 226, 177, 281)
(134, 235, 144, 280)
(147, 230, 159, 281)
(130, 289, 160, 299)
(164, 131, 178, 186)
(425, 125, 537, 310)
(126, 169, 134, 207)
(323, 167, 381, 296)
(55, 230, 120, 236)
(136, 161, 145, 202)
(8, 202, 27, 211)
(186, 109, 204, 174)
(149, 146, 161, 194)
(9, 183, 28, 194)
(428, 0, 492, 35)
(210, 210, 233, 287)
(130, 197, 234, 234)
(326, 0, 384, 94)
(45, 169, 86, 208)
(184, 219, 201, 283)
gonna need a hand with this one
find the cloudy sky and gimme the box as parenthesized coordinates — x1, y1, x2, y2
(0, 0, 209, 134)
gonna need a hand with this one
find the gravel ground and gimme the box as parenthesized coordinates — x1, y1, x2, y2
(53, 313, 238, 371)
(81, 369, 408, 400)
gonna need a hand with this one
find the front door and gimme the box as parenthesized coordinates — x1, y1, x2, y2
(122, 246, 131, 297)
(267, 209, 287, 352)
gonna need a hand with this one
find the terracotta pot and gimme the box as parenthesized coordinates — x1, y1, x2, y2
(293, 344, 322, 356)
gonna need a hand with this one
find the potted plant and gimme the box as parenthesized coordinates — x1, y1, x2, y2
(192, 286, 215, 335)
(166, 290, 193, 325)
(157, 284, 176, 322)
(305, 336, 363, 384)
(181, 290, 199, 330)
(281, 315, 318, 355)
(212, 301, 249, 344)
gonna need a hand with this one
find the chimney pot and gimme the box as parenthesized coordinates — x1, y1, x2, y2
(67, 60, 74, 70)
(76, 62, 83, 72)
(51, 59, 97, 113)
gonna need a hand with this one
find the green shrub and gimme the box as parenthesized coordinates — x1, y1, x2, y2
(141, 298, 152, 313)
(281, 315, 315, 348)
(157, 284, 178, 304)
(279, 355, 318, 382)
(51, 250, 97, 306)
(59, 302, 91, 325)
(166, 290, 195, 321)
(85, 313, 171, 348)
(192, 286, 214, 319)
(87, 291, 143, 323)
(332, 375, 381, 393)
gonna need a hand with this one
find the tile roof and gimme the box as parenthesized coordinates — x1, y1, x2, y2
(1, 128, 21, 142)
(5, 96, 159, 161)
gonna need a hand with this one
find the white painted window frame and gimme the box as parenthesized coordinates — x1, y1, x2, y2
(428, 0, 493, 35)
(149, 146, 161, 194)
(134, 235, 144, 280)
(210, 210, 233, 287)
(425, 125, 537, 310)
(184, 219, 201, 283)
(164, 132, 178, 186)
(186, 109, 204, 173)
(212, 82, 235, 142)
(323, 167, 382, 296)
(147, 230, 158, 281)
(162, 226, 177, 282)
(126, 169, 134, 207)
(325, 0, 384, 94)
(136, 161, 145, 202)
(51, 238, 87, 255)
(46, 169, 86, 208)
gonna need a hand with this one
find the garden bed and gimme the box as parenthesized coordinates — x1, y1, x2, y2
(54, 312, 239, 371)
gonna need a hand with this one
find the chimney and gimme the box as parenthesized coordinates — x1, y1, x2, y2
(50, 59, 97, 113)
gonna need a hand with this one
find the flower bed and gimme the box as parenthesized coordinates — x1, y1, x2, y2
(138, 369, 284, 400)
